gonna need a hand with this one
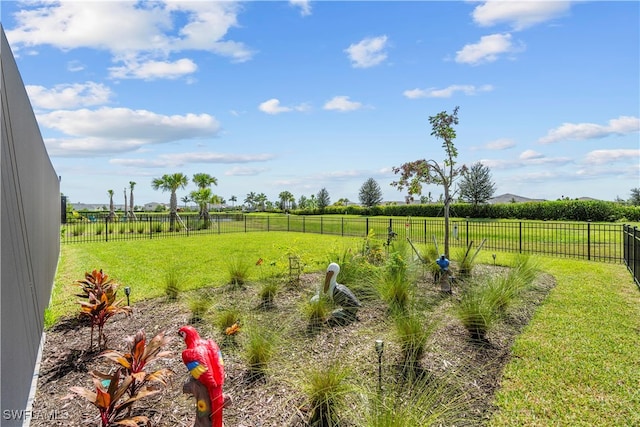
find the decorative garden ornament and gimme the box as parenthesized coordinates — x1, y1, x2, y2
(311, 262, 362, 325)
(179, 325, 225, 427)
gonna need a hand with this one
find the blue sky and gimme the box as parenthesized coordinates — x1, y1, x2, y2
(2, 0, 639, 207)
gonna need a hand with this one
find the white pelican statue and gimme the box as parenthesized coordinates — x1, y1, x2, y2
(312, 262, 361, 322)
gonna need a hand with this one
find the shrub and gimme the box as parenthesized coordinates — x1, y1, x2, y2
(137, 223, 145, 234)
(101, 329, 173, 398)
(72, 224, 86, 236)
(456, 281, 500, 342)
(215, 308, 241, 335)
(188, 294, 211, 323)
(303, 295, 330, 331)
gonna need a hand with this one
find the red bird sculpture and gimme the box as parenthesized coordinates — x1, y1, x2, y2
(179, 325, 225, 427)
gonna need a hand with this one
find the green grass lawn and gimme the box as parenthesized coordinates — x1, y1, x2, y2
(50, 232, 365, 322)
(488, 256, 640, 426)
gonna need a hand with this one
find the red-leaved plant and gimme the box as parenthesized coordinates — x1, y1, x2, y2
(101, 330, 173, 398)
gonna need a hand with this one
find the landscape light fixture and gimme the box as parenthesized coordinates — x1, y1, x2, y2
(375, 339, 384, 393)
(124, 286, 131, 306)
(492, 253, 497, 266)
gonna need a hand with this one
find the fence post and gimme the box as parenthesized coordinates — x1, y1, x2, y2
(267, 216, 270, 232)
(587, 221, 591, 261)
(288, 215, 290, 232)
(105, 217, 109, 242)
(303, 216, 306, 233)
(366, 217, 369, 237)
(465, 219, 469, 249)
(149, 216, 152, 239)
(244, 215, 247, 233)
(519, 222, 522, 253)
(341, 217, 344, 237)
(423, 219, 426, 244)
(320, 217, 323, 235)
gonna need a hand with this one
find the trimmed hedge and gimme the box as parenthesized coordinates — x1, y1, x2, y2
(294, 200, 640, 222)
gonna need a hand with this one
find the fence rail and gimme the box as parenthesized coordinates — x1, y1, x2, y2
(62, 214, 625, 264)
(623, 225, 640, 287)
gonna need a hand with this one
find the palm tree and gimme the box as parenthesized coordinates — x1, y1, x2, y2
(256, 193, 268, 212)
(151, 173, 188, 231)
(192, 173, 217, 218)
(181, 195, 191, 209)
(107, 189, 116, 221)
(190, 188, 213, 223)
(229, 195, 237, 210)
(279, 190, 294, 211)
(129, 181, 136, 219)
(245, 192, 257, 211)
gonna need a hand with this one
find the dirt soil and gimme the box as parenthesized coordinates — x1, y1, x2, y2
(30, 266, 555, 427)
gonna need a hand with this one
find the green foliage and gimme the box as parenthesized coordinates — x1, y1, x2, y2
(303, 364, 351, 426)
(303, 295, 330, 331)
(456, 282, 500, 342)
(359, 177, 383, 208)
(244, 326, 277, 379)
(317, 187, 331, 211)
(215, 308, 241, 335)
(227, 256, 251, 288)
(378, 252, 414, 313)
(458, 161, 496, 206)
(393, 312, 434, 373)
(71, 223, 86, 236)
(188, 294, 211, 323)
(326, 248, 380, 301)
(164, 269, 181, 300)
(137, 223, 145, 234)
(258, 281, 278, 308)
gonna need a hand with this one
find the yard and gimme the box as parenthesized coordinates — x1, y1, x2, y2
(34, 232, 640, 426)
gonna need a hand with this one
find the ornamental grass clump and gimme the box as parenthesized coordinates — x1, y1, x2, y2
(244, 326, 277, 380)
(164, 269, 181, 301)
(327, 248, 379, 301)
(393, 311, 435, 375)
(303, 295, 330, 332)
(303, 364, 351, 427)
(377, 252, 414, 313)
(258, 281, 278, 308)
(227, 256, 251, 288)
(188, 294, 211, 323)
(456, 279, 501, 342)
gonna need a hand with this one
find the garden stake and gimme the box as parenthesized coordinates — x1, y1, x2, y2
(375, 339, 384, 394)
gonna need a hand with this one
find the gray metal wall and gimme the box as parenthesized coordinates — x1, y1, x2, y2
(1, 25, 60, 425)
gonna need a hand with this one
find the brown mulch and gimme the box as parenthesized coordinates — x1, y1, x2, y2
(30, 266, 555, 426)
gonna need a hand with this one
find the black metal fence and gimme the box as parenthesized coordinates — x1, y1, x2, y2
(623, 225, 640, 287)
(62, 214, 625, 263)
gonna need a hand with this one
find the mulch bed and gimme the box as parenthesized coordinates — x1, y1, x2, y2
(30, 266, 555, 426)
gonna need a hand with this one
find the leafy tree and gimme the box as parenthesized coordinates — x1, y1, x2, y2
(298, 195, 308, 209)
(334, 198, 350, 207)
(629, 188, 640, 206)
(107, 190, 116, 221)
(229, 195, 237, 209)
(317, 188, 330, 211)
(181, 195, 191, 209)
(151, 173, 188, 231)
(359, 178, 383, 208)
(458, 162, 496, 207)
(391, 106, 467, 258)
(308, 194, 318, 210)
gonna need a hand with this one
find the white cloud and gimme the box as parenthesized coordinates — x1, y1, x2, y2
(39, 107, 220, 156)
(344, 35, 388, 68)
(6, 1, 254, 79)
(259, 98, 310, 115)
(225, 166, 270, 176)
(519, 149, 544, 160)
(109, 58, 197, 80)
(539, 115, 640, 144)
(472, 1, 572, 31)
(110, 152, 273, 168)
(455, 33, 524, 65)
(485, 138, 516, 150)
(26, 82, 112, 109)
(290, 0, 312, 16)
(323, 96, 363, 112)
(583, 149, 640, 165)
(403, 84, 493, 99)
